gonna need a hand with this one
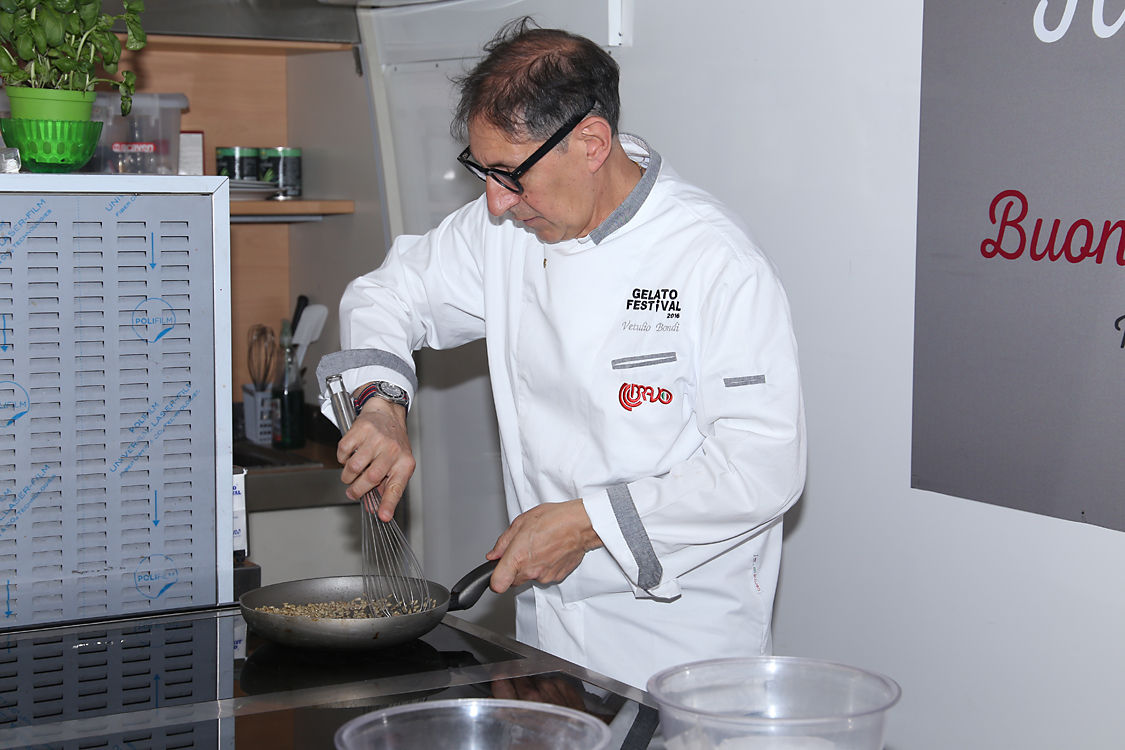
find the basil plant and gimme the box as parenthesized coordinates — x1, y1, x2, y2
(0, 0, 147, 115)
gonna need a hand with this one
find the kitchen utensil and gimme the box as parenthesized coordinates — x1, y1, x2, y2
(292, 303, 327, 369)
(246, 324, 277, 390)
(238, 562, 496, 649)
(291, 294, 309, 332)
(334, 698, 614, 750)
(326, 374, 431, 618)
(272, 319, 305, 449)
(244, 324, 278, 444)
(647, 656, 902, 750)
(241, 383, 274, 445)
(360, 490, 433, 615)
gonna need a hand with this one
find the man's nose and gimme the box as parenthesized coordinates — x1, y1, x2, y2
(486, 179, 521, 216)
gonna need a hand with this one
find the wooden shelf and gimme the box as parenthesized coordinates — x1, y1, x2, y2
(229, 199, 354, 216)
(126, 34, 354, 56)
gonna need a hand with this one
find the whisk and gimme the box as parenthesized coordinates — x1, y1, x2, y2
(326, 374, 433, 618)
(247, 324, 277, 391)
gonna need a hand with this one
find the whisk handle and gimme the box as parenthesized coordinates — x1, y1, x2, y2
(326, 374, 358, 431)
(448, 559, 499, 612)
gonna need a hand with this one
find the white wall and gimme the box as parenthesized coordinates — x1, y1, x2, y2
(248, 505, 363, 586)
(616, 2, 1125, 748)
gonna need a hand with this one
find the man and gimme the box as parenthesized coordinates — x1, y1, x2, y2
(321, 19, 806, 690)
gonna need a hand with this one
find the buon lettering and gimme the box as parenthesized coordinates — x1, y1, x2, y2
(980, 189, 1125, 265)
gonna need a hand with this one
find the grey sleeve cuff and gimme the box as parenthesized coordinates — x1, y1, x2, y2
(606, 483, 663, 591)
(315, 349, 418, 398)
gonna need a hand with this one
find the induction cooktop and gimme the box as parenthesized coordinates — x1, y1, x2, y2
(0, 606, 658, 750)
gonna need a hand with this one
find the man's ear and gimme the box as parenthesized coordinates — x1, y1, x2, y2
(576, 116, 614, 173)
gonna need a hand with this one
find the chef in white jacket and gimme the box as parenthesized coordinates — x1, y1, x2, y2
(321, 19, 806, 691)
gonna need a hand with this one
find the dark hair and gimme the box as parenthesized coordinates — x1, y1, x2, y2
(451, 17, 621, 144)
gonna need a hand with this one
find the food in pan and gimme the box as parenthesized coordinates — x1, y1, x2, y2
(254, 596, 433, 619)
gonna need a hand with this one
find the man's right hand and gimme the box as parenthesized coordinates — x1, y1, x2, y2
(336, 392, 415, 521)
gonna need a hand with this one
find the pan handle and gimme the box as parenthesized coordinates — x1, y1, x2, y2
(448, 560, 499, 612)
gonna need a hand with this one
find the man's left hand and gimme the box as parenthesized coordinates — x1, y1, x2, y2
(486, 499, 602, 593)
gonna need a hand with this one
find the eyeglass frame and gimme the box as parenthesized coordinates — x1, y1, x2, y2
(457, 98, 598, 195)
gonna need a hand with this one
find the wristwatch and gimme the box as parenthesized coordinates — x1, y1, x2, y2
(354, 381, 410, 413)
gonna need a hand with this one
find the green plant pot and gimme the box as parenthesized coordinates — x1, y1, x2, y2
(0, 118, 103, 173)
(4, 88, 96, 121)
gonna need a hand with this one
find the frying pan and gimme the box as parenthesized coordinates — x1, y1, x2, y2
(239, 560, 498, 650)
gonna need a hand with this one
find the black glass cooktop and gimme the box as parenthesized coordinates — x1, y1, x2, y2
(0, 606, 658, 750)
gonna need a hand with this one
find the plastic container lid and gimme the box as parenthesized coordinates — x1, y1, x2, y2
(93, 92, 189, 114)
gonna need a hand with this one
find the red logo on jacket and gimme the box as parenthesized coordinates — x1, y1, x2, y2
(619, 383, 673, 411)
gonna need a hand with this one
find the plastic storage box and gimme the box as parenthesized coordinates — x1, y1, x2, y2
(85, 92, 189, 175)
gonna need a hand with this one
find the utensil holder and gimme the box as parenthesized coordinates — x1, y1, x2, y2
(242, 384, 274, 445)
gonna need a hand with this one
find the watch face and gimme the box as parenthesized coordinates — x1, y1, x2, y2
(378, 382, 407, 401)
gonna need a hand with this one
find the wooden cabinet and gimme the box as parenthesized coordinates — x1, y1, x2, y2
(120, 35, 353, 173)
(118, 35, 370, 397)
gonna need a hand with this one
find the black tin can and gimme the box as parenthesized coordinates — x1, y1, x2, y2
(216, 147, 259, 180)
(258, 147, 302, 198)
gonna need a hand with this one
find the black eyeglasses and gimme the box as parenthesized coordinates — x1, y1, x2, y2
(457, 98, 597, 194)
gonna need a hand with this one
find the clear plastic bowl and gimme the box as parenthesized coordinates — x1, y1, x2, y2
(334, 698, 613, 750)
(647, 656, 902, 750)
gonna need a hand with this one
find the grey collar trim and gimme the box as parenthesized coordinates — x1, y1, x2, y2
(589, 136, 661, 245)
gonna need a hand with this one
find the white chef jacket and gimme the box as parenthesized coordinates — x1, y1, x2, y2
(326, 135, 806, 690)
